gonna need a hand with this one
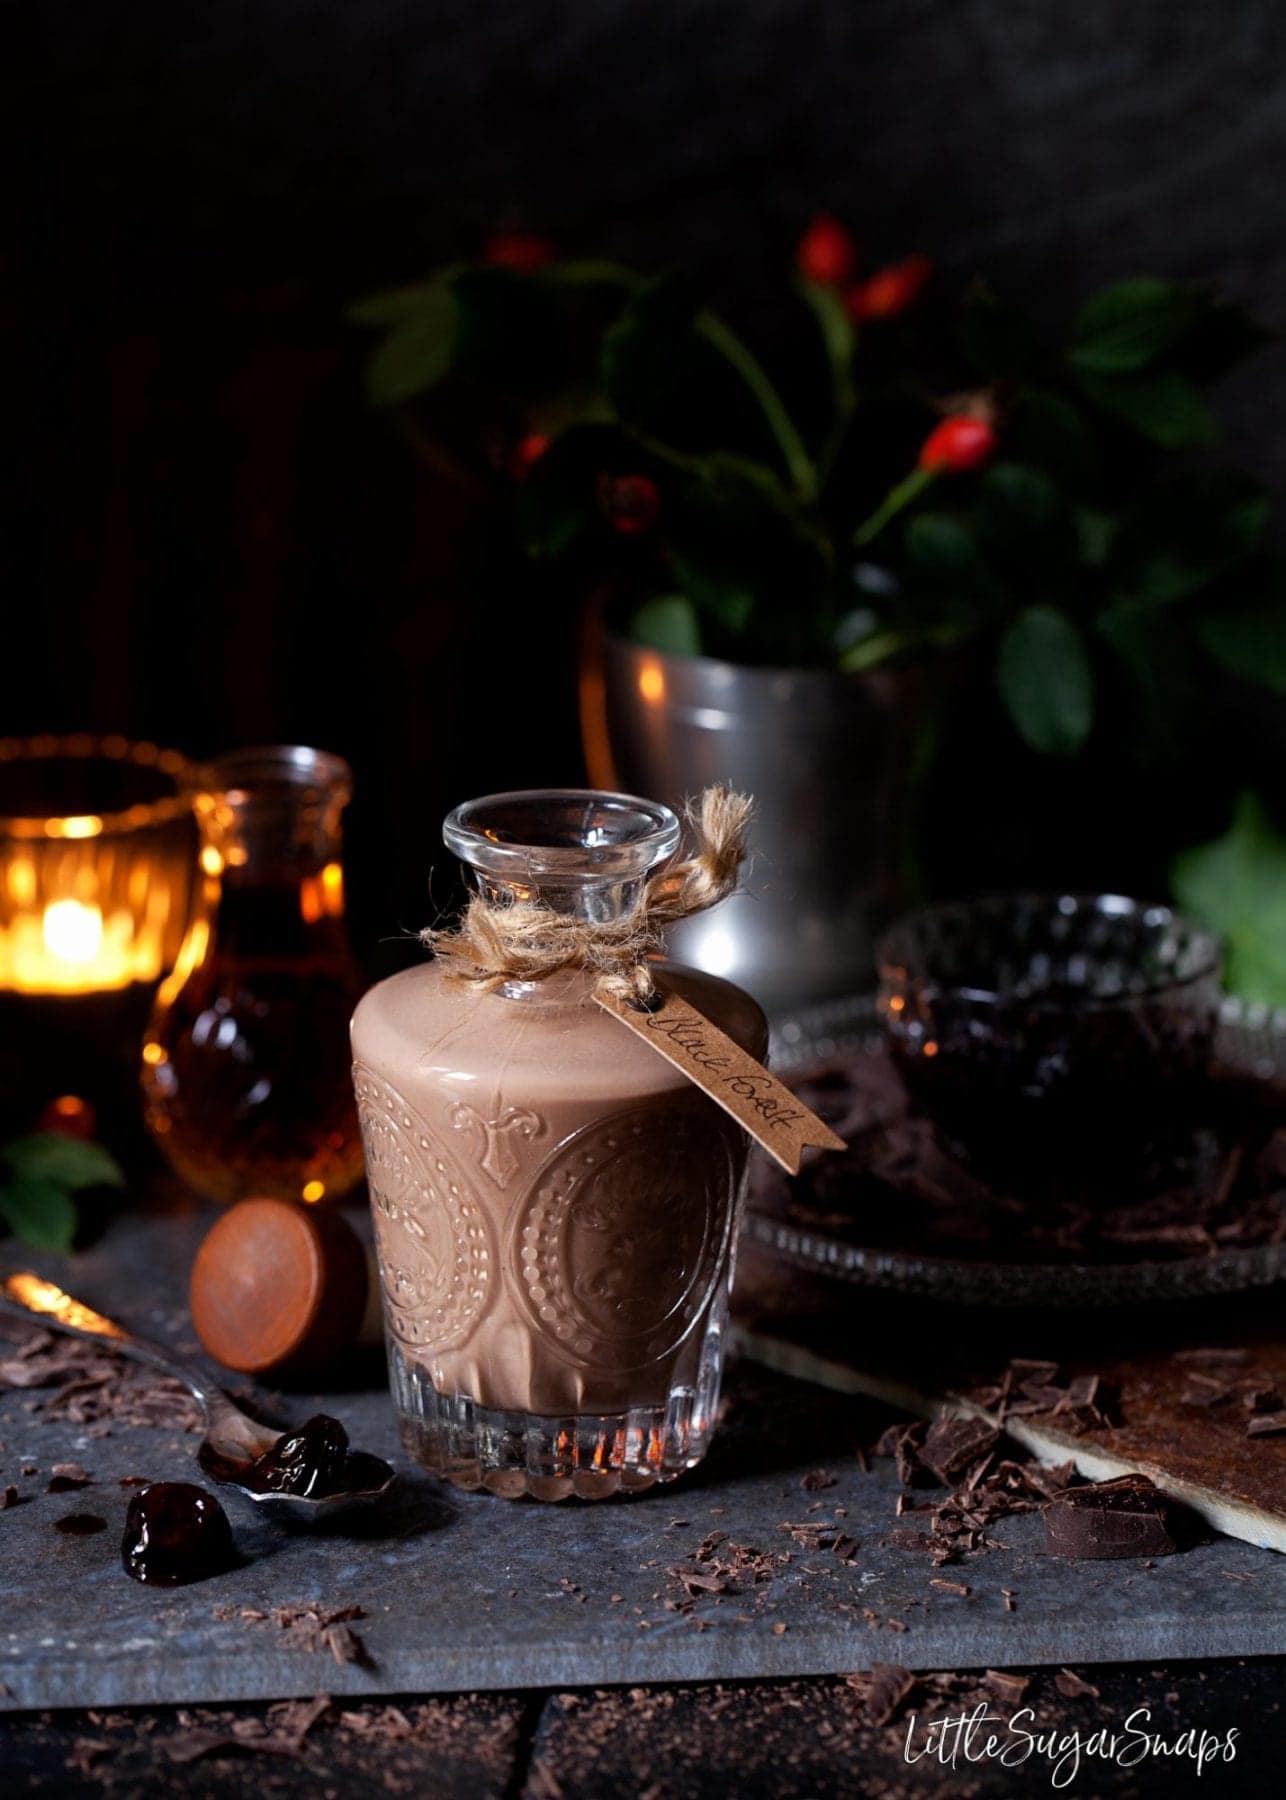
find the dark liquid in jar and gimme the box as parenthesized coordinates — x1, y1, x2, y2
(144, 890, 364, 1203)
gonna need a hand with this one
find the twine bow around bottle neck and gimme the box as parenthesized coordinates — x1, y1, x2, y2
(421, 786, 752, 1006)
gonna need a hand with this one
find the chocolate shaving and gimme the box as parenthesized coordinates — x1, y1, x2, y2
(164, 1695, 330, 1767)
(918, 1416, 1001, 1485)
(321, 1624, 366, 1667)
(984, 1669, 1030, 1705)
(1054, 1668, 1101, 1699)
(845, 1664, 918, 1725)
(1246, 1411, 1286, 1437)
(47, 1463, 93, 1493)
(0, 1327, 201, 1432)
(218, 1602, 370, 1664)
(670, 1567, 730, 1597)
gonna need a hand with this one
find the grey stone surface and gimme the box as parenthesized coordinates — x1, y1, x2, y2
(1, 1211, 1284, 1711)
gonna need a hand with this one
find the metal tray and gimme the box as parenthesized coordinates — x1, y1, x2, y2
(748, 994, 1286, 1308)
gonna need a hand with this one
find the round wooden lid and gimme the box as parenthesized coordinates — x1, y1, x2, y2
(189, 1198, 369, 1376)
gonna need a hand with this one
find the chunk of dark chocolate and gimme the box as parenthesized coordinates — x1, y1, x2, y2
(1042, 1475, 1184, 1560)
(919, 1415, 1000, 1485)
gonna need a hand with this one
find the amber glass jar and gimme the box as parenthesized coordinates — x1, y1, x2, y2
(143, 747, 365, 1204)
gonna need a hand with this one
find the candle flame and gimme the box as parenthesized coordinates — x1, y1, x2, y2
(43, 898, 103, 964)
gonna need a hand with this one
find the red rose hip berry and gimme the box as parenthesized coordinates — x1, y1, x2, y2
(484, 232, 555, 271)
(796, 215, 858, 287)
(511, 433, 550, 479)
(598, 473, 662, 535)
(847, 254, 932, 321)
(918, 415, 998, 474)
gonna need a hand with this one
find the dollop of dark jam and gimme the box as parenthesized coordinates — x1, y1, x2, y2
(55, 1512, 107, 1536)
(122, 1482, 234, 1585)
(247, 1413, 350, 1498)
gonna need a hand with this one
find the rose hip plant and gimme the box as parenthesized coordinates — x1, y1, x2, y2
(354, 217, 1284, 766)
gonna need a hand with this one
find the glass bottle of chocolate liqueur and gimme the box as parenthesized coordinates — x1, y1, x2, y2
(350, 789, 767, 1501)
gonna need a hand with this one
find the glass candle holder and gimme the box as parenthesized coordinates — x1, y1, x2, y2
(142, 747, 366, 1205)
(0, 736, 195, 996)
(351, 789, 767, 1501)
(0, 736, 198, 1128)
(877, 893, 1223, 1182)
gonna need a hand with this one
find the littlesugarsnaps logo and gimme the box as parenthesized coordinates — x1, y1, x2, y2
(902, 1703, 1238, 1788)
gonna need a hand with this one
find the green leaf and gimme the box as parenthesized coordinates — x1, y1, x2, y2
(515, 423, 627, 561)
(600, 270, 702, 429)
(3, 1133, 126, 1192)
(1171, 793, 1286, 1006)
(1195, 586, 1286, 696)
(347, 282, 445, 327)
(1075, 508, 1117, 568)
(995, 605, 1095, 756)
(957, 280, 1042, 378)
(628, 594, 704, 658)
(1070, 278, 1206, 374)
(0, 1180, 78, 1252)
(976, 462, 1076, 572)
(1096, 598, 1198, 756)
(537, 259, 639, 293)
(666, 454, 828, 656)
(838, 619, 972, 674)
(979, 462, 1063, 536)
(448, 267, 570, 397)
(1074, 367, 1219, 450)
(1008, 388, 1100, 492)
(904, 513, 980, 575)
(363, 285, 458, 406)
(903, 514, 999, 608)
(1112, 473, 1271, 603)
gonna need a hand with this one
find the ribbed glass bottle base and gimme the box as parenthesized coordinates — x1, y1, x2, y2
(387, 1324, 727, 1502)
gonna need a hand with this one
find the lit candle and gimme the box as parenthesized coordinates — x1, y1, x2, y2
(0, 738, 196, 998)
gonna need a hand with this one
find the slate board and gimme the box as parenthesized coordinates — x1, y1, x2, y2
(1, 1210, 1284, 1710)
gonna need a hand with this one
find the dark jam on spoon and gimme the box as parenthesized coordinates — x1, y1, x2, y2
(122, 1482, 234, 1585)
(247, 1413, 350, 1498)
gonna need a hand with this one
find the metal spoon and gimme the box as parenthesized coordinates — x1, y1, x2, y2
(0, 1271, 394, 1520)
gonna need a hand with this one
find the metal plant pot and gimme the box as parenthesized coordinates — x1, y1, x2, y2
(580, 625, 925, 1014)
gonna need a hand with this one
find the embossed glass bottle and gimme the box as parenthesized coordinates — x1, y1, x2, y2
(350, 790, 767, 1501)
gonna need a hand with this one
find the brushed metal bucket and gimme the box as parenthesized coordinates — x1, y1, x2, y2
(581, 626, 923, 1013)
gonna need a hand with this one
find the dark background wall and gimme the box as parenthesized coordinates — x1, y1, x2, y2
(9, 1, 1286, 962)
